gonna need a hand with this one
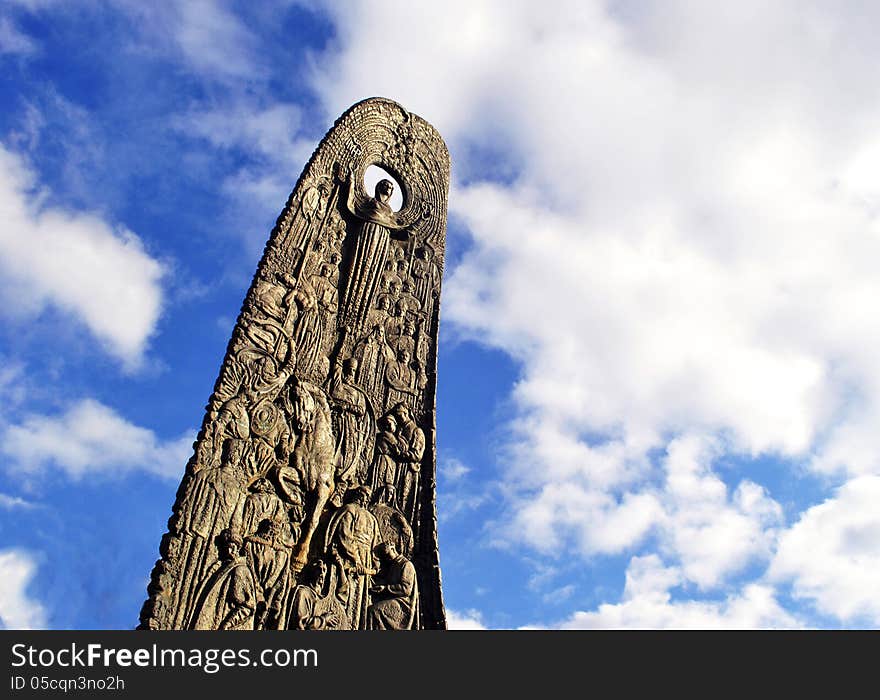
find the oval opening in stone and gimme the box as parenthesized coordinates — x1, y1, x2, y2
(364, 164, 404, 212)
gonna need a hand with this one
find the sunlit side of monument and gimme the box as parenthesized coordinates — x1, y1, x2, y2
(140, 98, 449, 630)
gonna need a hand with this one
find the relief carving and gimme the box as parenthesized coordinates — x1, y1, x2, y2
(288, 560, 341, 630)
(324, 486, 380, 631)
(141, 97, 448, 630)
(367, 542, 419, 630)
(190, 529, 257, 630)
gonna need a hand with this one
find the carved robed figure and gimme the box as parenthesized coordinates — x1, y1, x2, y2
(140, 98, 449, 630)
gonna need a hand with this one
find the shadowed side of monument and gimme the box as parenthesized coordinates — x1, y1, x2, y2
(139, 97, 449, 630)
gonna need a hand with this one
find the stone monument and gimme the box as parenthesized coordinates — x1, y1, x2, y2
(139, 97, 449, 630)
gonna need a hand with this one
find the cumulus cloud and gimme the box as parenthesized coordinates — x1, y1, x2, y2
(446, 608, 488, 630)
(659, 434, 782, 589)
(2, 399, 194, 481)
(439, 456, 471, 482)
(770, 476, 880, 624)
(307, 0, 880, 622)
(0, 549, 47, 629)
(0, 144, 165, 369)
(549, 555, 801, 630)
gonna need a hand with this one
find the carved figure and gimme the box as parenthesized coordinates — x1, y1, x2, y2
(371, 413, 400, 507)
(367, 542, 419, 630)
(340, 179, 399, 330)
(245, 518, 294, 630)
(288, 560, 341, 630)
(190, 529, 257, 630)
(324, 486, 381, 629)
(329, 357, 370, 493)
(411, 244, 439, 306)
(240, 479, 287, 548)
(393, 403, 425, 525)
(385, 348, 419, 409)
(355, 323, 395, 399)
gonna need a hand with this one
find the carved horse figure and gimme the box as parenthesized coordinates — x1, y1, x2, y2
(285, 380, 338, 570)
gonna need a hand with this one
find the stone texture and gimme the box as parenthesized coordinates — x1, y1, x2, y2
(139, 97, 449, 630)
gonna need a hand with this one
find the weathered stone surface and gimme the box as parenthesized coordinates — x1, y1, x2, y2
(140, 97, 449, 630)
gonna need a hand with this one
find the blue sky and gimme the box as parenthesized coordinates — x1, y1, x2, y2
(2, 0, 880, 630)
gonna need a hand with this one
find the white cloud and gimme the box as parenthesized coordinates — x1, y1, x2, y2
(0, 549, 47, 630)
(175, 102, 307, 164)
(173, 0, 261, 79)
(0, 144, 165, 369)
(172, 100, 314, 237)
(0, 16, 36, 55)
(446, 608, 488, 630)
(548, 555, 801, 630)
(542, 584, 575, 604)
(0, 359, 26, 407)
(769, 475, 880, 624)
(307, 0, 880, 621)
(659, 434, 782, 589)
(439, 457, 471, 482)
(117, 0, 263, 82)
(2, 399, 194, 481)
(437, 455, 491, 522)
(505, 481, 663, 557)
(0, 493, 34, 509)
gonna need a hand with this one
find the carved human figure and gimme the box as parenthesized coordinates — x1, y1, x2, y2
(366, 295, 394, 338)
(206, 394, 250, 469)
(288, 183, 327, 252)
(371, 503, 414, 560)
(332, 218, 347, 255)
(371, 413, 400, 507)
(292, 275, 325, 378)
(411, 245, 439, 310)
(240, 477, 287, 539)
(396, 280, 422, 319)
(251, 278, 288, 321)
(367, 542, 419, 630)
(380, 259, 401, 295)
(190, 529, 257, 630)
(245, 518, 294, 630)
(249, 399, 290, 472)
(311, 263, 338, 315)
(393, 404, 426, 525)
(175, 439, 250, 626)
(340, 179, 403, 332)
(314, 218, 345, 271)
(376, 279, 401, 316)
(288, 560, 340, 630)
(242, 272, 299, 359)
(257, 349, 297, 396)
(385, 348, 418, 408)
(324, 486, 381, 629)
(390, 317, 417, 360)
(355, 323, 395, 398)
(329, 357, 369, 493)
(206, 352, 294, 469)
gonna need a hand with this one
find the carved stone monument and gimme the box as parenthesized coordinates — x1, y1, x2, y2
(140, 98, 448, 630)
